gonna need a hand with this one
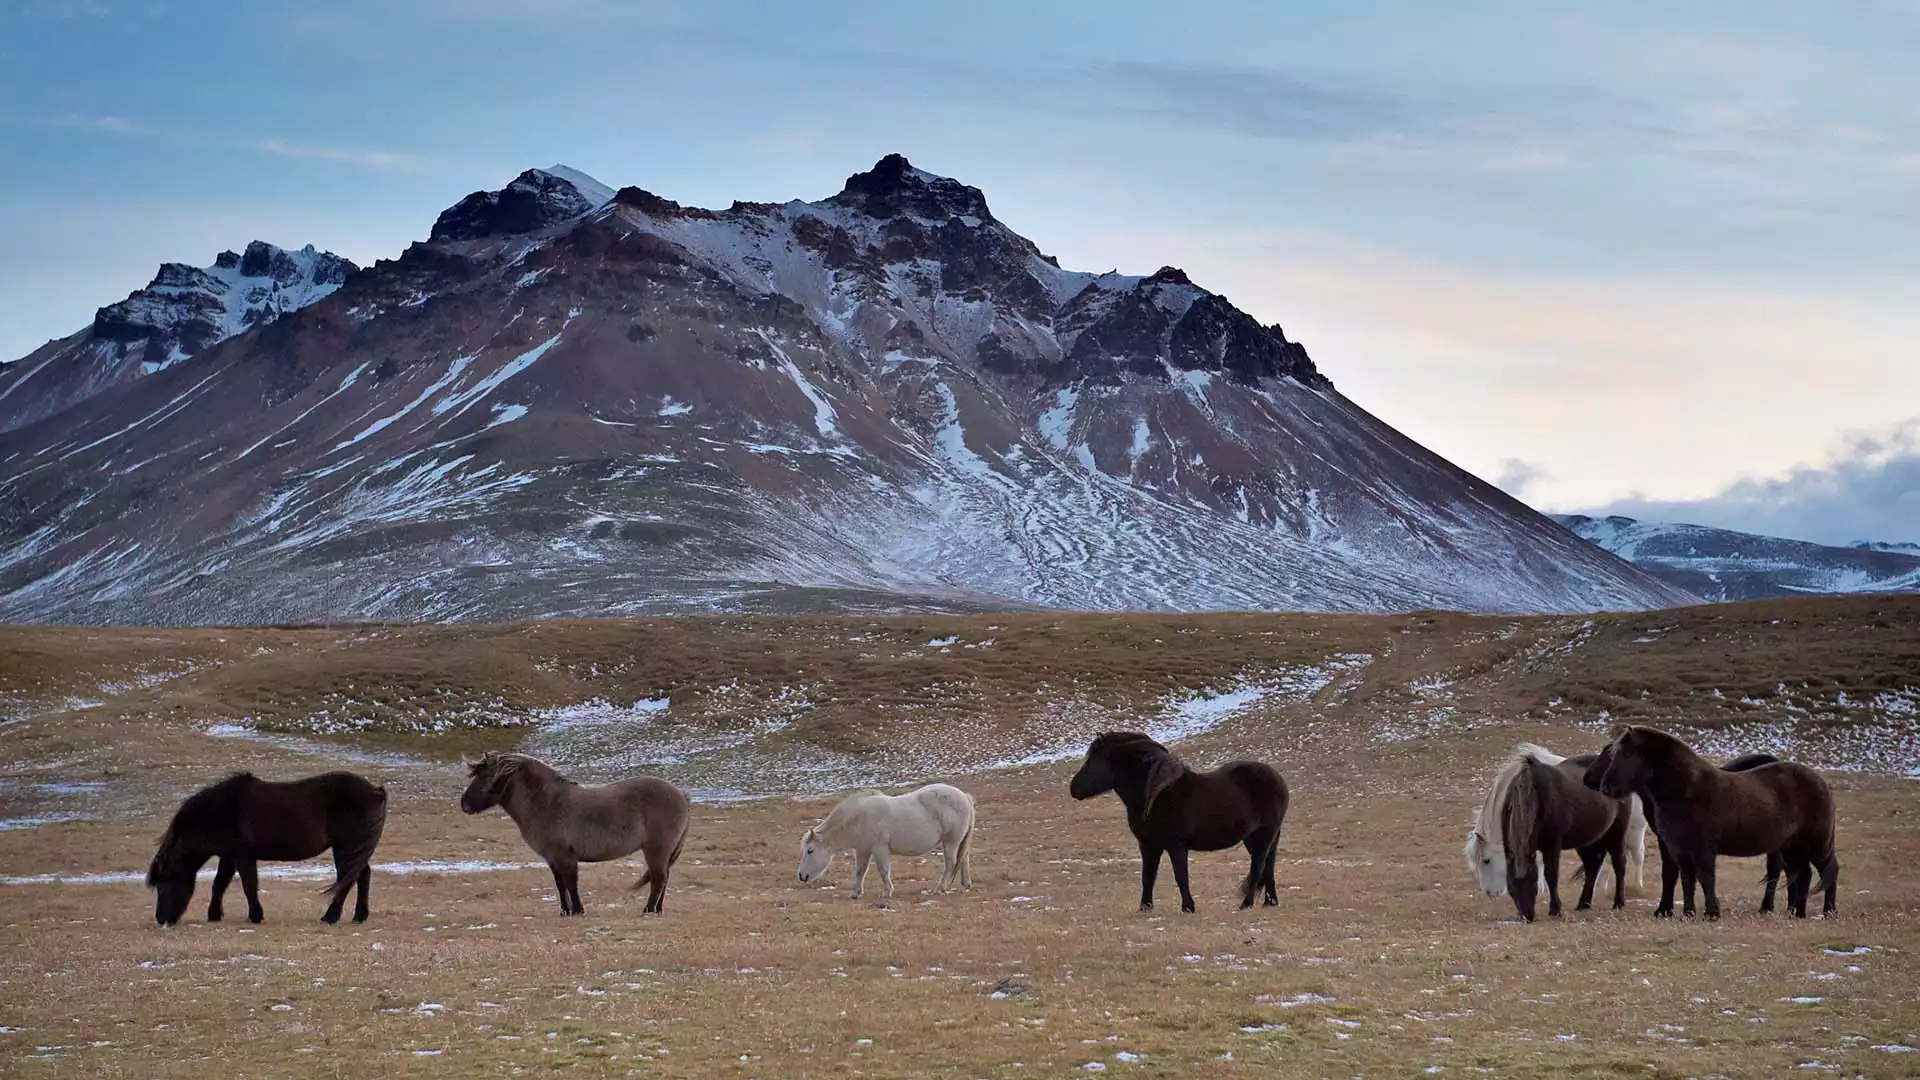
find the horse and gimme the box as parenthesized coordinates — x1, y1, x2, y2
(146, 771, 387, 927)
(796, 783, 975, 899)
(1068, 732, 1289, 913)
(1465, 742, 1648, 900)
(1582, 745, 1786, 915)
(460, 752, 690, 917)
(1499, 750, 1633, 921)
(1588, 726, 1838, 919)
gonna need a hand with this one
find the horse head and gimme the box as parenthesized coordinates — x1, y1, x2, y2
(1593, 725, 1659, 798)
(1070, 732, 1184, 816)
(146, 827, 206, 926)
(460, 752, 523, 814)
(796, 826, 834, 883)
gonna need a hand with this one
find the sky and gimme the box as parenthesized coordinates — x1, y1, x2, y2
(2, 0, 1916, 543)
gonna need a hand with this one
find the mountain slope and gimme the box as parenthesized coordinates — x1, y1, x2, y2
(0, 157, 1694, 623)
(0, 241, 355, 434)
(1555, 514, 1920, 601)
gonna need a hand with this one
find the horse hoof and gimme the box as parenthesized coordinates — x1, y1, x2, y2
(248, 914, 263, 924)
(321, 914, 340, 925)
(353, 914, 368, 923)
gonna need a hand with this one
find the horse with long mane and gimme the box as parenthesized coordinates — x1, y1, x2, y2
(797, 783, 975, 899)
(1500, 750, 1633, 921)
(1583, 744, 1785, 915)
(146, 771, 387, 926)
(461, 752, 690, 916)
(1068, 732, 1289, 913)
(1465, 742, 1648, 900)
(1588, 726, 1837, 919)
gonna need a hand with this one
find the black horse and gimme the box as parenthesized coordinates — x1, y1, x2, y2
(1069, 732, 1289, 913)
(147, 772, 388, 926)
(1583, 745, 1786, 916)
(1588, 727, 1837, 920)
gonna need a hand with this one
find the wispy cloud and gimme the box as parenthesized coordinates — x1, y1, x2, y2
(251, 139, 417, 169)
(1494, 459, 1551, 500)
(37, 113, 419, 170)
(1580, 421, 1920, 545)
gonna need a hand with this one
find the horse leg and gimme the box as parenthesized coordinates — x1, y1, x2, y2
(1239, 834, 1263, 910)
(1169, 846, 1196, 914)
(238, 858, 264, 923)
(321, 848, 357, 924)
(1137, 841, 1162, 912)
(850, 850, 870, 900)
(937, 841, 955, 894)
(546, 860, 577, 915)
(1574, 847, 1602, 911)
(1655, 837, 1678, 918)
(1818, 852, 1839, 917)
(1760, 852, 1781, 913)
(1262, 831, 1281, 906)
(1608, 840, 1627, 910)
(1698, 852, 1721, 920)
(353, 864, 372, 923)
(872, 848, 894, 899)
(1784, 852, 1813, 918)
(1679, 859, 1698, 917)
(207, 857, 235, 923)
(1542, 847, 1564, 918)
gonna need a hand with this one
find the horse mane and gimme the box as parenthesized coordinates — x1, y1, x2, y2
(1470, 742, 1563, 860)
(1090, 731, 1186, 814)
(817, 789, 889, 838)
(148, 772, 255, 885)
(1501, 753, 1547, 870)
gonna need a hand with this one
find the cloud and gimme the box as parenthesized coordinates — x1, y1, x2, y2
(34, 114, 418, 170)
(251, 139, 417, 169)
(1578, 421, 1920, 545)
(1106, 62, 1431, 143)
(1494, 459, 1550, 499)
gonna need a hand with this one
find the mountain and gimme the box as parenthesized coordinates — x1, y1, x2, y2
(0, 241, 355, 433)
(0, 156, 1694, 624)
(1852, 539, 1920, 556)
(1555, 514, 1920, 601)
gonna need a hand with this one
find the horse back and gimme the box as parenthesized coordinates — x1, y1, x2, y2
(236, 772, 383, 861)
(1704, 761, 1834, 856)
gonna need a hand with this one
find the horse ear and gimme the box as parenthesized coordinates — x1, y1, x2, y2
(1142, 757, 1182, 816)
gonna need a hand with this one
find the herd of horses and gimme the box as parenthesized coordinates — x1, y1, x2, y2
(143, 723, 1840, 928)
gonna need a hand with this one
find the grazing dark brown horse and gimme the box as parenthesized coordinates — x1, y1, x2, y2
(1068, 732, 1289, 913)
(1584, 746, 1785, 915)
(146, 771, 387, 926)
(461, 752, 691, 916)
(1502, 751, 1631, 921)
(1590, 726, 1838, 919)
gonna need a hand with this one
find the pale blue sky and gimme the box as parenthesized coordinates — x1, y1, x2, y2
(3, 1, 1917, 540)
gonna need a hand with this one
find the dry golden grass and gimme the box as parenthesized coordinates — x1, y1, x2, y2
(2, 598, 1917, 1077)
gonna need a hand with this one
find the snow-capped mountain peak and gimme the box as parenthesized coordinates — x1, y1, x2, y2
(0, 157, 1696, 624)
(827, 152, 994, 224)
(0, 240, 356, 433)
(1555, 514, 1920, 600)
(429, 166, 615, 242)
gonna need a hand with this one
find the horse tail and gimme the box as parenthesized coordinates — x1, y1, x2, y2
(1626, 793, 1647, 891)
(317, 783, 387, 899)
(1503, 756, 1542, 885)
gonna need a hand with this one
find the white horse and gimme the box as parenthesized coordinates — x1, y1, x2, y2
(1465, 742, 1646, 898)
(797, 783, 975, 899)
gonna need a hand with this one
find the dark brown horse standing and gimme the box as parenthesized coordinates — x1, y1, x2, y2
(1591, 726, 1838, 919)
(1068, 732, 1289, 913)
(461, 752, 691, 916)
(146, 771, 388, 926)
(1502, 751, 1632, 921)
(1584, 745, 1785, 915)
